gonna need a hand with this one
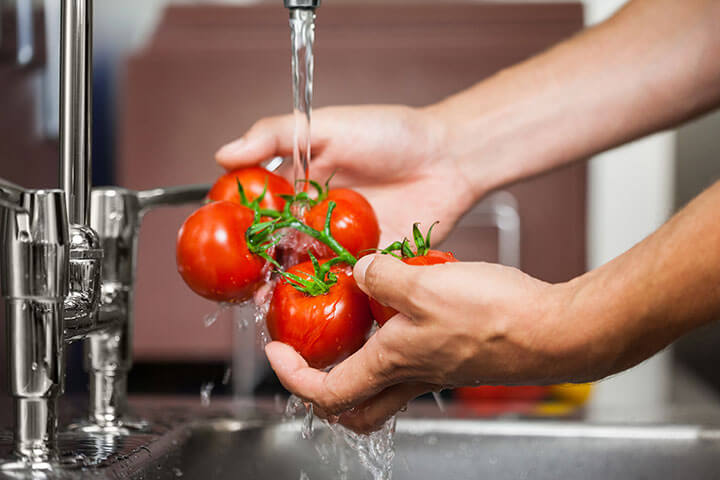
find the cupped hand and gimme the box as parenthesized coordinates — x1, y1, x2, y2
(215, 105, 478, 247)
(265, 254, 606, 434)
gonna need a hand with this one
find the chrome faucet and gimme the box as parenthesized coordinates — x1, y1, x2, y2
(284, 0, 321, 8)
(0, 0, 209, 467)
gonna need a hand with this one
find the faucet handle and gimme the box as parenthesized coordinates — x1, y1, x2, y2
(89, 184, 210, 285)
(136, 184, 211, 213)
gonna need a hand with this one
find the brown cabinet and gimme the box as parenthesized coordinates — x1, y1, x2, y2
(120, 3, 585, 362)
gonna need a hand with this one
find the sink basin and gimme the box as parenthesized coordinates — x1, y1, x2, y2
(177, 418, 720, 480)
(0, 399, 719, 479)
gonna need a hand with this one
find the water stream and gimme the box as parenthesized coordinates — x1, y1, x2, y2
(289, 8, 315, 192)
(202, 10, 398, 478)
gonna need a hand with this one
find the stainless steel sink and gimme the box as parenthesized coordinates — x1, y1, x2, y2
(176, 417, 720, 480)
(1, 399, 719, 479)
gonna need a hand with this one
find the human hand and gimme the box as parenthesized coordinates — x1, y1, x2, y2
(265, 254, 599, 434)
(216, 105, 479, 246)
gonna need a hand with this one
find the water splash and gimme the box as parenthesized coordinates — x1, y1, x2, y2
(330, 417, 396, 480)
(285, 395, 396, 480)
(289, 8, 315, 192)
(285, 395, 314, 439)
(203, 302, 232, 328)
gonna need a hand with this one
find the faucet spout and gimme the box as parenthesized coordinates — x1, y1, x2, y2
(60, 0, 93, 226)
(284, 0, 320, 9)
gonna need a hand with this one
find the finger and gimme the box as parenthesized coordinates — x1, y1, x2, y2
(215, 115, 295, 170)
(338, 382, 434, 434)
(353, 254, 422, 316)
(266, 330, 406, 414)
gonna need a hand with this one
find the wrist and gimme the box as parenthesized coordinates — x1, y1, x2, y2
(421, 78, 541, 202)
(542, 273, 628, 383)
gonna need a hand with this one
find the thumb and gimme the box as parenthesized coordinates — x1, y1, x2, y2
(215, 114, 295, 170)
(354, 254, 419, 317)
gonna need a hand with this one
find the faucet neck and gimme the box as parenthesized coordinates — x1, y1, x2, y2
(60, 0, 93, 226)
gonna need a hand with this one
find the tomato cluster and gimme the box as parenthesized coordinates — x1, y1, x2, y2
(176, 166, 455, 369)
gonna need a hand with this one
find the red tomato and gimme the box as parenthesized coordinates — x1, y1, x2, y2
(208, 166, 294, 211)
(303, 188, 380, 258)
(266, 260, 373, 369)
(369, 250, 457, 325)
(176, 201, 265, 302)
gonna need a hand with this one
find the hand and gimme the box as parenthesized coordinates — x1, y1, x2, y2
(265, 254, 598, 434)
(216, 105, 479, 246)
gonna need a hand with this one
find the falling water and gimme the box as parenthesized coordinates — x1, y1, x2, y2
(285, 395, 397, 480)
(289, 8, 315, 192)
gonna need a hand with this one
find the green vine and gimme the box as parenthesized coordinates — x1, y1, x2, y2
(380, 222, 438, 259)
(235, 179, 358, 296)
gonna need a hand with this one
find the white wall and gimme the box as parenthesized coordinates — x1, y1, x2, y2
(582, 0, 676, 412)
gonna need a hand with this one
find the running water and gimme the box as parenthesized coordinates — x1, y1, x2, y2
(289, 8, 315, 192)
(196, 11, 396, 478)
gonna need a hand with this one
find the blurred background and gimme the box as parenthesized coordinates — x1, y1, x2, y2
(0, 0, 718, 415)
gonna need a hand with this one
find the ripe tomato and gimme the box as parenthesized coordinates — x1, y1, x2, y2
(370, 250, 457, 326)
(303, 188, 380, 258)
(176, 201, 265, 302)
(266, 260, 373, 369)
(208, 166, 294, 211)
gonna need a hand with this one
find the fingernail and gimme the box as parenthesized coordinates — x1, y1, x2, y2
(353, 254, 376, 293)
(216, 138, 246, 160)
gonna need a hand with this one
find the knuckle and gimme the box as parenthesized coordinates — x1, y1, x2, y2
(318, 378, 352, 414)
(371, 332, 410, 381)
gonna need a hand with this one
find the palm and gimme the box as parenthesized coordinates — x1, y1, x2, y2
(305, 106, 475, 247)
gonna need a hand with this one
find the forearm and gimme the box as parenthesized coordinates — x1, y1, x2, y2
(562, 181, 720, 380)
(430, 0, 720, 197)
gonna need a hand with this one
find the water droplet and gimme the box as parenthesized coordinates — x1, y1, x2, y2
(31, 362, 38, 371)
(200, 382, 214, 407)
(221, 367, 232, 386)
(432, 392, 446, 413)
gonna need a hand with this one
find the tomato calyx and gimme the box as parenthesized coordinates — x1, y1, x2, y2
(235, 179, 282, 219)
(278, 253, 347, 296)
(380, 222, 439, 258)
(246, 198, 358, 267)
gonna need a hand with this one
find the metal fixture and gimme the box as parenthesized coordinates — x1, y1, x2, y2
(283, 0, 320, 9)
(83, 185, 209, 430)
(0, 0, 210, 467)
(60, 0, 92, 226)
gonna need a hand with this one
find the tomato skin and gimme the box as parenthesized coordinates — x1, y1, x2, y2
(267, 261, 373, 369)
(208, 166, 294, 211)
(369, 250, 457, 326)
(176, 201, 265, 302)
(303, 189, 380, 258)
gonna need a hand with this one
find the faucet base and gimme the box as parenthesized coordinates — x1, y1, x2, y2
(0, 459, 54, 473)
(68, 417, 150, 435)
